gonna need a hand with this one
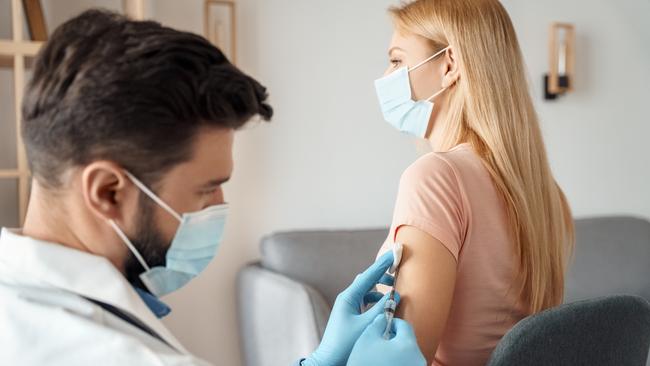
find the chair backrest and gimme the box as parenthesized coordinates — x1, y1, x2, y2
(260, 228, 388, 305)
(258, 216, 650, 306)
(566, 216, 650, 303)
(486, 295, 650, 366)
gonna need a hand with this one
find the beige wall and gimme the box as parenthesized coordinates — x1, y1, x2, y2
(159, 0, 650, 365)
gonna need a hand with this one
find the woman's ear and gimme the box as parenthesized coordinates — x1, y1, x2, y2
(80, 161, 131, 222)
(441, 46, 460, 88)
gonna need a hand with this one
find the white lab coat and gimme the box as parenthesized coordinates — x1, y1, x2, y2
(0, 228, 212, 366)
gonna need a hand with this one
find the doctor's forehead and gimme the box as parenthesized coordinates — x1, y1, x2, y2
(167, 127, 234, 186)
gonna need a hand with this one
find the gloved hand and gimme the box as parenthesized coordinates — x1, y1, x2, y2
(347, 314, 427, 366)
(302, 251, 397, 366)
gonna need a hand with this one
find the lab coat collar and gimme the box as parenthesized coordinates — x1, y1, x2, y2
(0, 227, 187, 352)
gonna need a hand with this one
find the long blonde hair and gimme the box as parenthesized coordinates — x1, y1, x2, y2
(390, 0, 574, 314)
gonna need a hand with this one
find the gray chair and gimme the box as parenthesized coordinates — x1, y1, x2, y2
(486, 295, 650, 366)
(237, 216, 650, 366)
(237, 229, 387, 366)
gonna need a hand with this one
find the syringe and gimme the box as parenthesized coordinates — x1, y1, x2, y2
(383, 242, 403, 339)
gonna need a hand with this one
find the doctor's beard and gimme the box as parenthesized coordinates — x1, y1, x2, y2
(123, 194, 169, 291)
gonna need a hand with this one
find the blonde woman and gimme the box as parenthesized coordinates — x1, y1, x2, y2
(374, 0, 575, 365)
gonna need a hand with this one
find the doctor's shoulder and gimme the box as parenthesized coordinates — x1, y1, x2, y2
(0, 283, 210, 366)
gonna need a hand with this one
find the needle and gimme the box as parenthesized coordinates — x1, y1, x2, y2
(382, 265, 400, 339)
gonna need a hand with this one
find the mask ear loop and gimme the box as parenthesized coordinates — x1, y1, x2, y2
(124, 171, 183, 223)
(108, 171, 183, 272)
(108, 219, 151, 271)
(108, 171, 183, 273)
(407, 46, 451, 102)
(408, 46, 450, 72)
(426, 86, 448, 102)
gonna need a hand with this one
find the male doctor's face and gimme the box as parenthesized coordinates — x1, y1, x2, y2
(19, 10, 271, 285)
(123, 128, 234, 286)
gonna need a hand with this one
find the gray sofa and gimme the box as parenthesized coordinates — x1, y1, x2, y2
(237, 216, 650, 366)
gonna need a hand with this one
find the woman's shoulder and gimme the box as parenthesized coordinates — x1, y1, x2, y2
(401, 143, 476, 185)
(393, 144, 473, 255)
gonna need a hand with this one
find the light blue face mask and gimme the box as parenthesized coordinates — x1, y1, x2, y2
(109, 171, 229, 297)
(374, 46, 450, 138)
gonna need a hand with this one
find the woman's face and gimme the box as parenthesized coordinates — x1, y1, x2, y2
(384, 31, 446, 102)
(383, 31, 458, 143)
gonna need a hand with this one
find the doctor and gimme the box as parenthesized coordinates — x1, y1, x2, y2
(0, 9, 426, 366)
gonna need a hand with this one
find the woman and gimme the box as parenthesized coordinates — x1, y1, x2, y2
(374, 0, 575, 365)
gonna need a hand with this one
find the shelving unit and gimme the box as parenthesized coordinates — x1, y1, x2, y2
(0, 0, 144, 227)
(0, 0, 41, 226)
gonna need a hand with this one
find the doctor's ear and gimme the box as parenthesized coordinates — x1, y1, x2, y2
(80, 161, 133, 222)
(441, 46, 461, 89)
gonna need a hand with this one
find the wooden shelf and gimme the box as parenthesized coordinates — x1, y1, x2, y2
(0, 40, 44, 57)
(0, 56, 36, 74)
(0, 170, 21, 179)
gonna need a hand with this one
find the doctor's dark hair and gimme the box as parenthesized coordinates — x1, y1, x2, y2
(22, 9, 272, 189)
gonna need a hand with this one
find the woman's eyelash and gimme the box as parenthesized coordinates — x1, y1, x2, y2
(390, 59, 401, 65)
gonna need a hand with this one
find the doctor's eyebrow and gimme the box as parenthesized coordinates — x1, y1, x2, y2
(200, 177, 230, 188)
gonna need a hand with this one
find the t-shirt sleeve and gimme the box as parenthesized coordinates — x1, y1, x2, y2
(389, 154, 469, 262)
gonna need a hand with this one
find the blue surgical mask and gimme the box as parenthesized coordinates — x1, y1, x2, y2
(109, 171, 229, 297)
(374, 46, 450, 138)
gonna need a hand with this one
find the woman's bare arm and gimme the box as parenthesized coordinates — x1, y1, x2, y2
(393, 225, 457, 364)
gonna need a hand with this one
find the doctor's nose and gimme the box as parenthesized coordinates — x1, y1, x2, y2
(206, 188, 225, 208)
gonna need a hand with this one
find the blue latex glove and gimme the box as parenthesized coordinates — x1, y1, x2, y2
(302, 251, 397, 366)
(347, 314, 427, 366)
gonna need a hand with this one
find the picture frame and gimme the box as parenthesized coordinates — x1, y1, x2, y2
(204, 0, 236, 64)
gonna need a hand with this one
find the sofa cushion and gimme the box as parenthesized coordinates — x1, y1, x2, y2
(260, 229, 389, 305)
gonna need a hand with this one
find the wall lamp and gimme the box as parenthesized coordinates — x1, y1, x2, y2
(544, 22, 575, 100)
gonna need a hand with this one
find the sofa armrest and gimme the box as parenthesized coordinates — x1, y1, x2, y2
(237, 263, 331, 366)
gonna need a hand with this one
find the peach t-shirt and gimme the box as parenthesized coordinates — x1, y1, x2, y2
(378, 143, 529, 366)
